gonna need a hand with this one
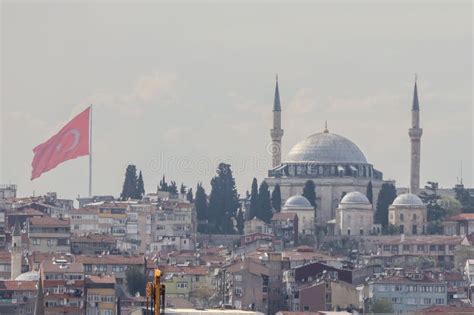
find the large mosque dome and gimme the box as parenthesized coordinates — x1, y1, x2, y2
(285, 131, 368, 164)
(392, 193, 424, 206)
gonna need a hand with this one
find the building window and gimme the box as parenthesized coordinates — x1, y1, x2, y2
(32, 238, 40, 245)
(412, 225, 417, 235)
(417, 245, 424, 252)
(347, 229, 351, 236)
(177, 282, 188, 289)
(234, 287, 243, 296)
(403, 245, 410, 251)
(47, 239, 53, 246)
(430, 245, 437, 251)
(399, 225, 404, 234)
(435, 298, 444, 304)
(407, 298, 417, 305)
(413, 213, 417, 220)
(423, 298, 432, 305)
(303, 306, 310, 311)
(400, 213, 404, 221)
(234, 275, 242, 282)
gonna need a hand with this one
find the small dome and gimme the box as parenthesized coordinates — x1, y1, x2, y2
(15, 271, 39, 281)
(341, 191, 370, 204)
(284, 195, 312, 208)
(392, 193, 424, 206)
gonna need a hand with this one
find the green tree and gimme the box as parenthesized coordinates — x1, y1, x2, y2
(271, 184, 282, 212)
(136, 170, 145, 199)
(420, 181, 447, 234)
(302, 180, 317, 208)
(180, 183, 187, 194)
(207, 163, 240, 234)
(249, 178, 259, 220)
(169, 181, 178, 194)
(120, 165, 138, 200)
(195, 183, 208, 221)
(375, 182, 397, 228)
(158, 175, 168, 192)
(257, 181, 273, 223)
(341, 191, 347, 201)
(186, 188, 194, 203)
(125, 267, 146, 296)
(454, 184, 474, 213)
(236, 208, 245, 235)
(366, 181, 373, 204)
(371, 298, 393, 314)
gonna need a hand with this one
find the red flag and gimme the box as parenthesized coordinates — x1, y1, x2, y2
(31, 107, 90, 180)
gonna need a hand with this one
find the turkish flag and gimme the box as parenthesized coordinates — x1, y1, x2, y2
(31, 107, 90, 180)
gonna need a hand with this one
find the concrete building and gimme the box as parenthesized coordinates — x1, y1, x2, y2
(282, 195, 314, 235)
(389, 193, 427, 235)
(76, 254, 145, 285)
(443, 213, 474, 236)
(85, 275, 116, 315)
(27, 217, 71, 253)
(0, 280, 37, 315)
(335, 191, 374, 236)
(70, 207, 100, 235)
(271, 212, 298, 247)
(71, 233, 117, 255)
(40, 260, 85, 315)
(376, 235, 469, 266)
(370, 272, 447, 314)
(244, 218, 272, 235)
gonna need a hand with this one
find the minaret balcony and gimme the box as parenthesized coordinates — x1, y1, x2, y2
(409, 128, 423, 138)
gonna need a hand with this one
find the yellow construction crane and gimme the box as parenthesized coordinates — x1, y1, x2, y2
(146, 269, 166, 315)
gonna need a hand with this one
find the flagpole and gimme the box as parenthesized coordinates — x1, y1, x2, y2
(89, 104, 93, 197)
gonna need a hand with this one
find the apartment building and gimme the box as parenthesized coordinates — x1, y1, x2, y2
(0, 280, 37, 315)
(40, 260, 85, 315)
(370, 272, 448, 314)
(28, 217, 71, 253)
(85, 275, 116, 315)
(70, 207, 100, 235)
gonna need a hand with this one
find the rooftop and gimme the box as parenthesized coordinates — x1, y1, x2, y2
(41, 261, 84, 273)
(0, 280, 37, 291)
(377, 235, 467, 246)
(76, 254, 145, 265)
(29, 217, 70, 227)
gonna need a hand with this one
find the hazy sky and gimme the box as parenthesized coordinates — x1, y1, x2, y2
(1, 1, 472, 200)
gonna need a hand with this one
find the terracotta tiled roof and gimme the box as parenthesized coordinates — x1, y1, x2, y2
(445, 213, 474, 221)
(29, 217, 70, 227)
(29, 252, 74, 265)
(226, 259, 269, 276)
(86, 275, 116, 284)
(272, 212, 297, 221)
(0, 280, 37, 291)
(70, 207, 99, 214)
(416, 305, 474, 314)
(76, 254, 144, 265)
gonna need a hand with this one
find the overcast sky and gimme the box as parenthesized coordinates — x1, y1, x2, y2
(1, 1, 472, 200)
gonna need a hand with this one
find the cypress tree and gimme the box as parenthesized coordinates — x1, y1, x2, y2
(159, 175, 169, 192)
(195, 183, 208, 221)
(302, 180, 317, 208)
(207, 163, 240, 234)
(257, 181, 273, 223)
(120, 165, 138, 200)
(136, 171, 145, 199)
(366, 181, 373, 205)
(236, 208, 245, 235)
(249, 178, 259, 220)
(180, 183, 187, 194)
(375, 182, 397, 228)
(271, 184, 282, 212)
(341, 191, 347, 201)
(169, 181, 178, 194)
(186, 188, 194, 203)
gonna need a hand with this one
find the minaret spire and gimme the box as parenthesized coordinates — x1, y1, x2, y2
(270, 75, 284, 167)
(409, 76, 423, 194)
(274, 74, 281, 112)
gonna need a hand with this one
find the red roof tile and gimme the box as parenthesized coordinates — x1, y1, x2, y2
(0, 280, 37, 291)
(29, 217, 70, 227)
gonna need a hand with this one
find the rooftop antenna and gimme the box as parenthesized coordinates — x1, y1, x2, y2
(460, 160, 463, 185)
(324, 121, 329, 133)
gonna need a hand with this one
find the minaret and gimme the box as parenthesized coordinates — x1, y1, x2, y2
(10, 220, 22, 279)
(409, 77, 423, 194)
(270, 75, 284, 167)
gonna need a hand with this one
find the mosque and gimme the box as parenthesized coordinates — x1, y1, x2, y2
(265, 77, 426, 235)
